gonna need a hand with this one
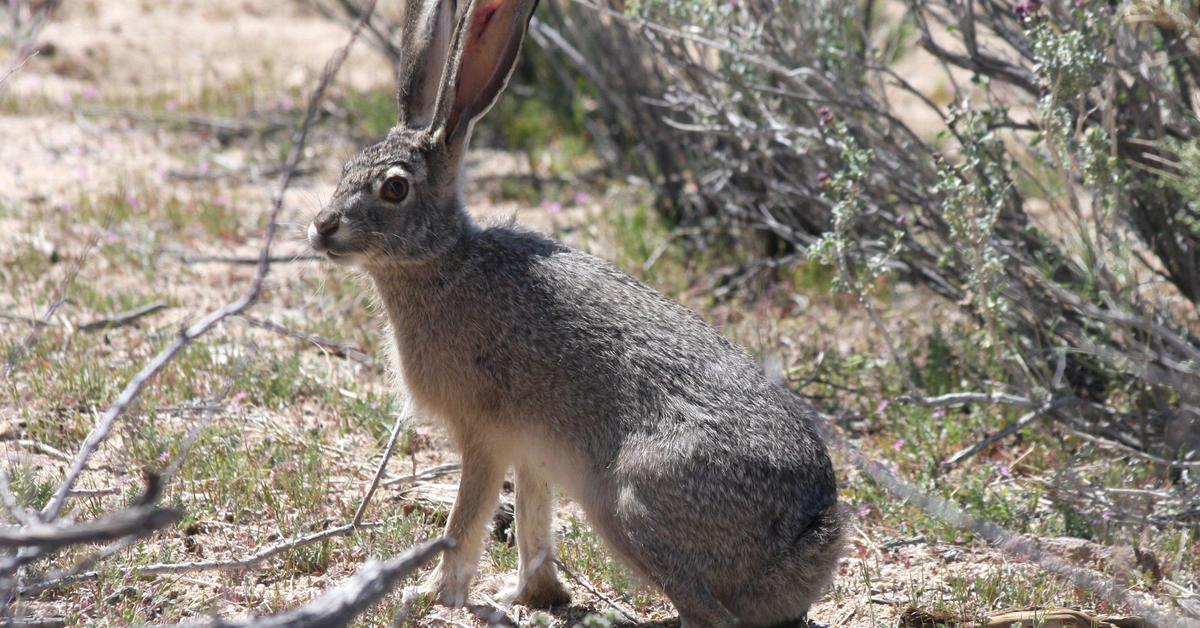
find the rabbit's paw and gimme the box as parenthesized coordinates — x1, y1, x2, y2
(421, 561, 472, 608)
(497, 573, 571, 609)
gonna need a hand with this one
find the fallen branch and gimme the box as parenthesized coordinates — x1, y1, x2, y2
(167, 250, 321, 266)
(78, 301, 168, 332)
(72, 105, 292, 140)
(554, 558, 641, 624)
(239, 315, 371, 365)
(191, 537, 451, 628)
(940, 397, 1084, 471)
(8, 440, 71, 463)
(22, 521, 384, 595)
(0, 313, 49, 327)
(382, 463, 461, 487)
(0, 505, 179, 551)
(897, 391, 1037, 409)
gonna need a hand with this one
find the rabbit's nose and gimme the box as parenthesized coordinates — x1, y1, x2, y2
(313, 210, 341, 236)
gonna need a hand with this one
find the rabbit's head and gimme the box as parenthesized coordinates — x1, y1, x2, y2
(308, 0, 538, 267)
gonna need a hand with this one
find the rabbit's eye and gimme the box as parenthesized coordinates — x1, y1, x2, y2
(380, 176, 410, 203)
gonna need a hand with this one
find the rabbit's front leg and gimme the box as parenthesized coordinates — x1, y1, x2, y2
(425, 445, 505, 607)
(498, 466, 570, 608)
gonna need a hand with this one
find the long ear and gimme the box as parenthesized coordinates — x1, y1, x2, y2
(432, 0, 539, 146)
(397, 0, 457, 128)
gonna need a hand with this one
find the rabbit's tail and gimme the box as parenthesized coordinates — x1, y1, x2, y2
(730, 504, 846, 626)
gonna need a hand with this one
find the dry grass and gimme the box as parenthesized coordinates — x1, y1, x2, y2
(0, 1, 1196, 626)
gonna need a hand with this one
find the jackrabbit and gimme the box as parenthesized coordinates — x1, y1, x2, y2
(307, 0, 843, 624)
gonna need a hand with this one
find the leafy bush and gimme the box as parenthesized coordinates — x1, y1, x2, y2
(311, 0, 1200, 528)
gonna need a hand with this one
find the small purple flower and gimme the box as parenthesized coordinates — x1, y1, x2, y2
(573, 191, 590, 205)
(932, 408, 946, 419)
(817, 106, 834, 126)
(891, 437, 906, 451)
(816, 171, 832, 187)
(857, 505, 872, 518)
(540, 200, 562, 213)
(214, 193, 230, 207)
(895, 215, 908, 227)
(997, 463, 1012, 478)
(164, 99, 178, 112)
(125, 191, 139, 209)
(1013, 0, 1041, 19)
(876, 400, 890, 414)
(81, 85, 99, 101)
(158, 451, 170, 463)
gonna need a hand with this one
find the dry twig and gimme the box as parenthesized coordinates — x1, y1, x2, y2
(353, 398, 413, 526)
(0, 505, 179, 551)
(78, 301, 168, 332)
(240, 315, 371, 365)
(189, 537, 451, 628)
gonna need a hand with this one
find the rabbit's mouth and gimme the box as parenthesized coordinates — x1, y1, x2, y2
(318, 248, 360, 266)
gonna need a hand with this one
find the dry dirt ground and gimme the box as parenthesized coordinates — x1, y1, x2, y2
(0, 2, 1194, 627)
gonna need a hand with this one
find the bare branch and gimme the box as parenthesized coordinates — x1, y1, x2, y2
(189, 538, 451, 628)
(897, 391, 1037, 408)
(0, 48, 37, 98)
(940, 397, 1085, 471)
(4, 234, 100, 378)
(353, 398, 413, 526)
(22, 521, 384, 595)
(239, 315, 371, 365)
(554, 559, 641, 624)
(0, 505, 179, 551)
(0, 313, 49, 327)
(382, 463, 461, 487)
(171, 252, 321, 266)
(78, 301, 168, 332)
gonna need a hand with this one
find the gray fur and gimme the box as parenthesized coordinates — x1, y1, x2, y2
(307, 0, 843, 624)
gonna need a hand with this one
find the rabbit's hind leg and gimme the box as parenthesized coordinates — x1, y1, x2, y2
(596, 517, 737, 628)
(498, 465, 571, 608)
